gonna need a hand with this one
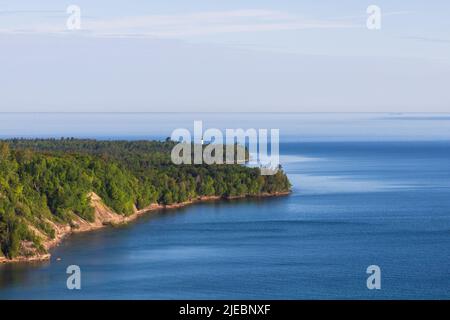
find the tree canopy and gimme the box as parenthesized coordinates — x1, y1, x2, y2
(0, 139, 291, 259)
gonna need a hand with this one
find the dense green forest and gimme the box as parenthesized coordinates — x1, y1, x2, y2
(0, 139, 291, 259)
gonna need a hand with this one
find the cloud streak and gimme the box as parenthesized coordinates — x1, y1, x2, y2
(0, 9, 357, 38)
(400, 36, 450, 44)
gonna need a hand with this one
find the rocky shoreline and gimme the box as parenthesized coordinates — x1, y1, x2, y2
(0, 191, 290, 264)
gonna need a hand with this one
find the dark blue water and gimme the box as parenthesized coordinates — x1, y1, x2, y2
(1, 140, 449, 299)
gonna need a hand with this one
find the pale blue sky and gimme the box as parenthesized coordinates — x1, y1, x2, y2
(1, 0, 449, 112)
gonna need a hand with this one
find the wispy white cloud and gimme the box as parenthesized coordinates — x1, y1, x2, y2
(400, 36, 450, 44)
(89, 10, 358, 37)
(0, 9, 357, 38)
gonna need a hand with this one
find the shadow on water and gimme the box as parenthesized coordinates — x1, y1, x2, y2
(126, 195, 290, 226)
(0, 260, 51, 290)
(0, 194, 290, 294)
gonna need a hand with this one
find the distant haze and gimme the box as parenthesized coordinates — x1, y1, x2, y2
(1, 113, 450, 142)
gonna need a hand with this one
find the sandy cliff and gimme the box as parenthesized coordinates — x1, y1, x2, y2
(0, 191, 289, 264)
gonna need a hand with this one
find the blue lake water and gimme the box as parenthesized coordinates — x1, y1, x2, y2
(0, 114, 450, 299)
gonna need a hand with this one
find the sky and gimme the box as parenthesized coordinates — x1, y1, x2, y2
(0, 0, 450, 112)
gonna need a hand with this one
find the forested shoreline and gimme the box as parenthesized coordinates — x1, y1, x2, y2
(0, 139, 291, 260)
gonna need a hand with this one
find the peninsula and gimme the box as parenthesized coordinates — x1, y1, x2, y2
(0, 139, 291, 263)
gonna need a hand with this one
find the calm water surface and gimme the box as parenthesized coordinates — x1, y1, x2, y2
(0, 114, 450, 299)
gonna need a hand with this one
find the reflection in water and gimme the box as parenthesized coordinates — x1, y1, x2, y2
(0, 260, 51, 289)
